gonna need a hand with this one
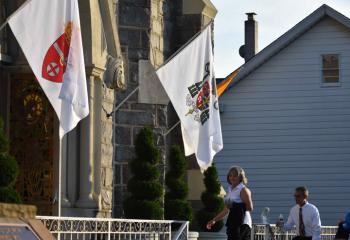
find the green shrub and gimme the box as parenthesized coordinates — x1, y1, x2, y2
(0, 154, 18, 187)
(134, 129, 160, 164)
(124, 127, 163, 219)
(203, 166, 221, 194)
(164, 146, 192, 222)
(200, 192, 224, 212)
(165, 179, 188, 199)
(165, 198, 192, 221)
(196, 164, 224, 231)
(196, 209, 224, 232)
(127, 178, 163, 200)
(0, 123, 9, 153)
(0, 118, 21, 203)
(129, 161, 160, 180)
(0, 187, 21, 204)
(124, 198, 163, 219)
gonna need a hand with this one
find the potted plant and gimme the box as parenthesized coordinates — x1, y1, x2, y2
(0, 118, 21, 204)
(123, 127, 163, 219)
(164, 145, 192, 221)
(164, 146, 197, 238)
(196, 164, 226, 239)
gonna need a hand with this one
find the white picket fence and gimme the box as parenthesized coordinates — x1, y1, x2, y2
(36, 217, 339, 240)
(36, 216, 189, 240)
(252, 224, 338, 240)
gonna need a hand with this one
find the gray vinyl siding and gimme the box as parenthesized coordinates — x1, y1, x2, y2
(216, 17, 350, 225)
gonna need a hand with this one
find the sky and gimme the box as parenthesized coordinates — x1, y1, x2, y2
(211, 0, 350, 78)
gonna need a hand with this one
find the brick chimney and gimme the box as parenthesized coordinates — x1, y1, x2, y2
(239, 12, 258, 62)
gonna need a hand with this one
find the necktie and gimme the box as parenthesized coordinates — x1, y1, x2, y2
(299, 207, 306, 237)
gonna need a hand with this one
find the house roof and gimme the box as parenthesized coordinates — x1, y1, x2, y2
(221, 4, 350, 94)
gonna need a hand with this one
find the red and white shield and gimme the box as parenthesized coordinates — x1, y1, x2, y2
(42, 33, 70, 83)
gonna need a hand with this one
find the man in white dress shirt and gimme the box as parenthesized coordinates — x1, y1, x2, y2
(278, 186, 321, 240)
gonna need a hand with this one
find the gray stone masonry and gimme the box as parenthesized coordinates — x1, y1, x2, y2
(113, 0, 173, 217)
(97, 86, 115, 218)
(113, 0, 215, 217)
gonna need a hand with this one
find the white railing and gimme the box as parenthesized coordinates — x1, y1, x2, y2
(36, 217, 338, 240)
(36, 216, 189, 240)
(252, 224, 338, 240)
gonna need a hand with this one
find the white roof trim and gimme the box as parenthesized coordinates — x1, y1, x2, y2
(226, 4, 350, 91)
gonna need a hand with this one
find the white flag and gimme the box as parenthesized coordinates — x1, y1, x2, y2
(156, 24, 223, 169)
(9, 0, 89, 139)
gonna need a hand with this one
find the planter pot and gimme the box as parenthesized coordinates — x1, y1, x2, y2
(188, 231, 199, 240)
(198, 231, 227, 240)
(0, 203, 37, 218)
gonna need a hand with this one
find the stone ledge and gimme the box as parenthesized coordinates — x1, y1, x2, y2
(0, 203, 37, 219)
(182, 0, 217, 18)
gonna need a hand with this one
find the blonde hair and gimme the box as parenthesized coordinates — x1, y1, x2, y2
(226, 166, 248, 185)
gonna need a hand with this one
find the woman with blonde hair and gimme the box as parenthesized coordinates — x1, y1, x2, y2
(206, 166, 253, 240)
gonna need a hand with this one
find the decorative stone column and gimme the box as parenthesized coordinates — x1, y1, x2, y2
(72, 0, 123, 217)
(76, 75, 97, 212)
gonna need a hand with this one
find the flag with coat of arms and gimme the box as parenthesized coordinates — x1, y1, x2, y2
(9, 0, 89, 139)
(156, 23, 223, 169)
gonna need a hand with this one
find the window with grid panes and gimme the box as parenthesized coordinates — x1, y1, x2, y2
(322, 54, 339, 83)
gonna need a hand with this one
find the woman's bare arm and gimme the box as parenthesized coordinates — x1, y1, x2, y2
(240, 187, 253, 211)
(206, 206, 229, 229)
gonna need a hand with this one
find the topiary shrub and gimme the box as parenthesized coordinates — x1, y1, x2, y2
(0, 118, 21, 204)
(164, 146, 192, 222)
(123, 127, 163, 219)
(196, 164, 224, 232)
(0, 187, 21, 203)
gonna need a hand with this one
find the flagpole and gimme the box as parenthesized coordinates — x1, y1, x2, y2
(55, 136, 62, 240)
(0, 0, 33, 32)
(58, 138, 62, 218)
(163, 121, 180, 136)
(106, 86, 139, 118)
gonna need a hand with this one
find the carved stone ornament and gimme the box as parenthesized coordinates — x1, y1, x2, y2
(101, 190, 111, 209)
(104, 54, 125, 89)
